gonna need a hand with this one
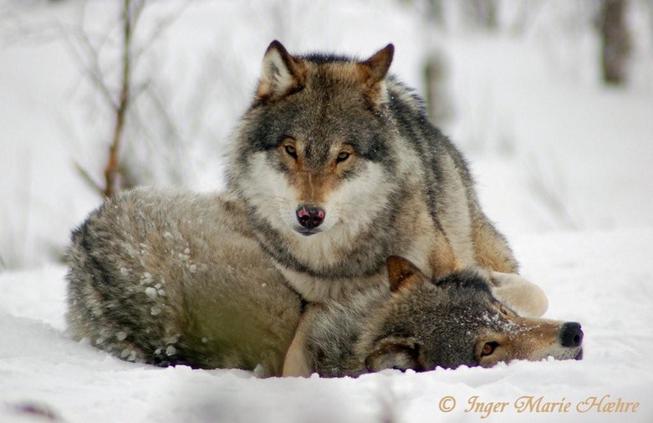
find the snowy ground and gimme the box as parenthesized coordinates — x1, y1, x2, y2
(1, 230, 652, 422)
(2, 1, 653, 422)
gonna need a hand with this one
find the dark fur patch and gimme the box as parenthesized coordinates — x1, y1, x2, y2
(299, 53, 355, 64)
(72, 215, 166, 359)
(434, 270, 492, 294)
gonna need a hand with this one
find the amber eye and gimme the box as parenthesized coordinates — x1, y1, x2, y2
(284, 144, 297, 159)
(336, 151, 350, 163)
(481, 341, 499, 357)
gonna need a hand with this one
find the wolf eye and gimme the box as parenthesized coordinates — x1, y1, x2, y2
(284, 144, 297, 159)
(481, 341, 499, 357)
(336, 151, 350, 163)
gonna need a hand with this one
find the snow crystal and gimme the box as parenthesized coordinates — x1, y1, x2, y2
(165, 346, 176, 356)
(253, 364, 265, 377)
(141, 272, 153, 285)
(116, 331, 127, 341)
(150, 306, 162, 316)
(144, 287, 157, 299)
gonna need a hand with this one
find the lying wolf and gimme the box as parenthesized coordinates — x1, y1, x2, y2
(304, 256, 583, 377)
(226, 41, 548, 318)
(66, 189, 301, 375)
(66, 190, 583, 377)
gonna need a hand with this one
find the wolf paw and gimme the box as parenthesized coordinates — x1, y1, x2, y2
(490, 272, 549, 318)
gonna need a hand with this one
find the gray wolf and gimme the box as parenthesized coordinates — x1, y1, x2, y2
(66, 188, 301, 376)
(66, 190, 582, 377)
(226, 40, 548, 318)
(299, 256, 583, 377)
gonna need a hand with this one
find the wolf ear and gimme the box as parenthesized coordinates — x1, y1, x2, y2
(256, 40, 306, 103)
(364, 337, 422, 372)
(358, 43, 394, 105)
(386, 256, 426, 292)
(360, 43, 394, 85)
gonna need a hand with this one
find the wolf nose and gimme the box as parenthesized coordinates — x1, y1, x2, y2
(560, 322, 583, 347)
(296, 205, 325, 229)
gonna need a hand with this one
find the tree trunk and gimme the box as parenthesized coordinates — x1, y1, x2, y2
(598, 0, 631, 85)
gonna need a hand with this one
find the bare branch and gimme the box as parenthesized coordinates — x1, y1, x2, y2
(103, 0, 134, 198)
(73, 161, 104, 196)
(131, 0, 148, 29)
(60, 26, 116, 109)
(132, 1, 191, 62)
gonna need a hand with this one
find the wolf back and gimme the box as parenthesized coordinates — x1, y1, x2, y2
(65, 188, 301, 375)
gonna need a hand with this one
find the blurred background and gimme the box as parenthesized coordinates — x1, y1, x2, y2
(1, 0, 652, 271)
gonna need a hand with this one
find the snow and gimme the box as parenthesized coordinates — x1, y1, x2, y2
(1, 230, 653, 422)
(1, 0, 653, 422)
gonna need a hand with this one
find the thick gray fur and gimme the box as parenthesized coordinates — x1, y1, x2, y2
(66, 188, 301, 376)
(66, 190, 578, 377)
(306, 269, 579, 377)
(226, 43, 520, 303)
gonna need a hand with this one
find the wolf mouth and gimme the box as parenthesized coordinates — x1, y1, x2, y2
(575, 348, 583, 360)
(294, 227, 322, 237)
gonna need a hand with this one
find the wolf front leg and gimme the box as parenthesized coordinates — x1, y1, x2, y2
(471, 211, 548, 317)
(282, 303, 322, 377)
(490, 272, 549, 318)
(471, 212, 520, 274)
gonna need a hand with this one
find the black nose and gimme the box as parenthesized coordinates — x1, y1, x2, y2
(560, 322, 583, 347)
(296, 205, 325, 229)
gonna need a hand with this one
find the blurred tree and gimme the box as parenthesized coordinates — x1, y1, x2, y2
(422, 52, 452, 125)
(425, 0, 444, 26)
(464, 0, 498, 30)
(597, 0, 631, 85)
(69, 0, 145, 198)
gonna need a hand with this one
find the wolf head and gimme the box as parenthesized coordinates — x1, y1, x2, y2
(228, 41, 407, 275)
(359, 257, 584, 372)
